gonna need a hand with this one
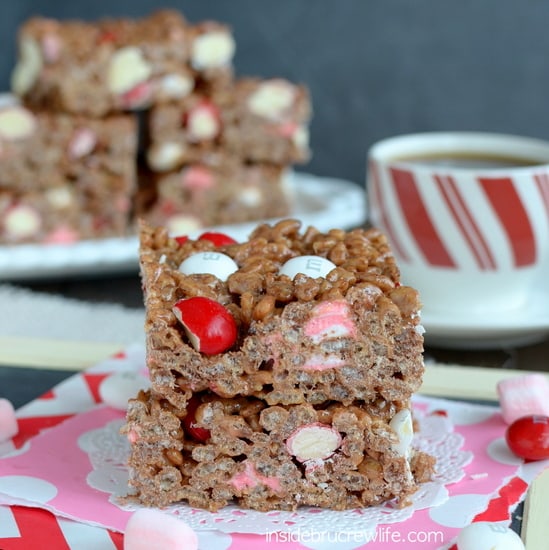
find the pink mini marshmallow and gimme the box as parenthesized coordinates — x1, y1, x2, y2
(304, 300, 356, 343)
(41, 33, 61, 63)
(181, 165, 215, 190)
(497, 373, 549, 424)
(229, 460, 282, 493)
(124, 508, 198, 550)
(0, 398, 18, 442)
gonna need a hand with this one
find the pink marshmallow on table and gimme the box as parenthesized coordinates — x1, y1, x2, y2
(496, 373, 549, 424)
(0, 398, 18, 442)
(124, 508, 198, 550)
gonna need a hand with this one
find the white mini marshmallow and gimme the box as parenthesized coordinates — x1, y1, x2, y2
(0, 398, 18, 442)
(158, 73, 194, 99)
(191, 31, 235, 69)
(457, 522, 525, 550)
(389, 409, 414, 458)
(179, 251, 238, 282)
(124, 508, 198, 550)
(99, 371, 150, 411)
(280, 255, 336, 280)
(248, 80, 295, 120)
(107, 47, 152, 95)
(147, 142, 185, 172)
(11, 37, 43, 96)
(4, 204, 41, 239)
(187, 106, 219, 141)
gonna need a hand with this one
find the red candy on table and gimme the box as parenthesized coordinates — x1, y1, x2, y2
(505, 414, 549, 461)
(172, 296, 237, 355)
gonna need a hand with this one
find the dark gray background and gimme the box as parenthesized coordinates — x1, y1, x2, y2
(0, 1, 547, 187)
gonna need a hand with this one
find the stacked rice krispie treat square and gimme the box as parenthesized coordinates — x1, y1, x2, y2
(124, 219, 434, 512)
(3, 9, 311, 245)
(139, 76, 311, 234)
(140, 77, 310, 234)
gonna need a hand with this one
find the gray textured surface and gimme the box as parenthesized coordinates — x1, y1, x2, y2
(0, 1, 547, 187)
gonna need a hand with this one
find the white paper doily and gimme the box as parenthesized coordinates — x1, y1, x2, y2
(79, 407, 472, 535)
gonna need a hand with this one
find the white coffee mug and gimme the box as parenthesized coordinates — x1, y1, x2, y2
(367, 132, 549, 315)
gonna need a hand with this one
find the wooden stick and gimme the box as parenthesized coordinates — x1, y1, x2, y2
(421, 363, 549, 401)
(521, 467, 549, 549)
(0, 336, 124, 370)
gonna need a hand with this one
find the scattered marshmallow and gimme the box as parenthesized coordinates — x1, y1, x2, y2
(99, 371, 150, 411)
(456, 521, 524, 550)
(497, 373, 549, 424)
(0, 398, 18, 442)
(124, 508, 198, 550)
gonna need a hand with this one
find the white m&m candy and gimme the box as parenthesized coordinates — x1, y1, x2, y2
(179, 251, 238, 282)
(457, 522, 524, 550)
(280, 255, 336, 280)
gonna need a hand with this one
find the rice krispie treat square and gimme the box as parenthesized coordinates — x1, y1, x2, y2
(146, 78, 311, 172)
(12, 10, 235, 117)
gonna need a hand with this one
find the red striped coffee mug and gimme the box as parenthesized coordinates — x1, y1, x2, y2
(367, 132, 549, 314)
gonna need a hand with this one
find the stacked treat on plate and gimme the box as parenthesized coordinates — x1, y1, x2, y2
(0, 9, 311, 245)
(124, 219, 435, 511)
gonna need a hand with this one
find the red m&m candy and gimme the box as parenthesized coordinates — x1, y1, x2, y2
(505, 414, 549, 461)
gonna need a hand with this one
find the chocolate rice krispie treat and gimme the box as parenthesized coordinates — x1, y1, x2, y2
(0, 102, 136, 243)
(124, 219, 434, 511)
(136, 159, 290, 235)
(146, 78, 311, 172)
(12, 10, 235, 117)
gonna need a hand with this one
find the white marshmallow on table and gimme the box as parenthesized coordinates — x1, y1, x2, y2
(0, 398, 18, 442)
(389, 409, 414, 458)
(124, 508, 198, 550)
(457, 522, 525, 550)
(179, 251, 238, 282)
(279, 255, 336, 280)
(99, 372, 150, 411)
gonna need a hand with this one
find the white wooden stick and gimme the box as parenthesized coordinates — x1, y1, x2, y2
(0, 336, 124, 370)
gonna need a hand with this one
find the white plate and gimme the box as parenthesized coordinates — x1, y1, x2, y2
(422, 289, 549, 349)
(0, 172, 367, 281)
